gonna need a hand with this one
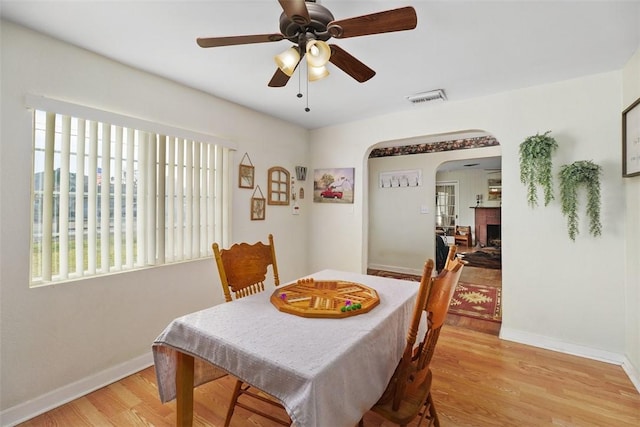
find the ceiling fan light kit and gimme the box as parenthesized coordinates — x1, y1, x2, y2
(196, 0, 418, 90)
(305, 39, 331, 67)
(275, 47, 301, 76)
(308, 64, 329, 81)
(274, 38, 330, 79)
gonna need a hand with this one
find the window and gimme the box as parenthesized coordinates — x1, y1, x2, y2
(435, 181, 459, 238)
(30, 102, 231, 286)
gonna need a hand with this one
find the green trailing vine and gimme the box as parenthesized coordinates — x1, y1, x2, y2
(559, 160, 602, 241)
(519, 131, 558, 207)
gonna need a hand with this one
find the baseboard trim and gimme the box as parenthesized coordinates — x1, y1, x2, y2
(367, 263, 422, 277)
(499, 327, 625, 364)
(1, 352, 154, 427)
(621, 357, 640, 394)
(499, 327, 640, 393)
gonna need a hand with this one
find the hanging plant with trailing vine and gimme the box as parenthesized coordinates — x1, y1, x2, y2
(519, 131, 559, 207)
(559, 160, 602, 241)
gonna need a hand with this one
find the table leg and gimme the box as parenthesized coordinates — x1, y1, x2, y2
(176, 352, 195, 426)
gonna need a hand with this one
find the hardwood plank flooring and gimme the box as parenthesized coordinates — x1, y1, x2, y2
(18, 325, 640, 426)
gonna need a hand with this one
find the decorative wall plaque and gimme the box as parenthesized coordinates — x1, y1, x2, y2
(239, 153, 255, 189)
(251, 185, 265, 220)
(268, 166, 290, 205)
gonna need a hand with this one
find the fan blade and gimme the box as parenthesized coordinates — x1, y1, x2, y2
(327, 6, 417, 39)
(329, 45, 376, 83)
(268, 68, 292, 87)
(268, 54, 302, 87)
(278, 0, 310, 25)
(197, 33, 284, 48)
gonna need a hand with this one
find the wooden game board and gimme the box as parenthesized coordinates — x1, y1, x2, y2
(270, 278, 380, 318)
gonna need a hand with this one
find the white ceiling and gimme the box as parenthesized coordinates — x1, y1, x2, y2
(437, 156, 501, 172)
(2, 1, 639, 130)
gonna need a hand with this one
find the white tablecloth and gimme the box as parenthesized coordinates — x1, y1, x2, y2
(152, 269, 419, 427)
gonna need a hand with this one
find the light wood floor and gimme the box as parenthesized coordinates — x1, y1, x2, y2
(19, 324, 639, 426)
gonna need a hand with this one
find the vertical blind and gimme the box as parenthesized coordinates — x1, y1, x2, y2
(31, 109, 231, 285)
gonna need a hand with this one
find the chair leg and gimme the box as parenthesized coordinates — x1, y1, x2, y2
(224, 379, 291, 426)
(427, 393, 440, 427)
(415, 402, 429, 427)
(224, 379, 244, 427)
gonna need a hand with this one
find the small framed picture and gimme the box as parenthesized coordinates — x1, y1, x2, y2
(251, 185, 265, 220)
(239, 164, 255, 188)
(623, 96, 640, 177)
(251, 196, 265, 220)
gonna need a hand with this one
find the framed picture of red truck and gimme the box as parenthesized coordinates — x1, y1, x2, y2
(313, 168, 355, 204)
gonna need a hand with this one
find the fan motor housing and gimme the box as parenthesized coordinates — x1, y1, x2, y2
(279, 2, 334, 42)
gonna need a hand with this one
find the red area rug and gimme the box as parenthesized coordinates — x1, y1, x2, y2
(367, 270, 502, 322)
(449, 282, 502, 322)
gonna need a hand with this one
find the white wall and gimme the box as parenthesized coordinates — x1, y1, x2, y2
(436, 167, 502, 212)
(309, 70, 633, 371)
(622, 47, 640, 387)
(0, 21, 310, 419)
(367, 146, 500, 273)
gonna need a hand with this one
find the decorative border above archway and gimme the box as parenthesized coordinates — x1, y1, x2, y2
(369, 135, 499, 158)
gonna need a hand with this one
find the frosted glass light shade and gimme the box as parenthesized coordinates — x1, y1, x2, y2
(308, 65, 329, 81)
(306, 40, 331, 67)
(274, 47, 300, 76)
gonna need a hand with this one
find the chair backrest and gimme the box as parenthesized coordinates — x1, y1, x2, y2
(384, 257, 464, 411)
(212, 234, 280, 302)
(444, 244, 458, 270)
(416, 257, 463, 369)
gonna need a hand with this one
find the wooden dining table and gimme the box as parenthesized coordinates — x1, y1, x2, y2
(152, 269, 420, 427)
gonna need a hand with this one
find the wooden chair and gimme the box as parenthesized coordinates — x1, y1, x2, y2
(212, 234, 290, 426)
(454, 225, 472, 247)
(444, 244, 458, 271)
(212, 233, 280, 302)
(364, 256, 464, 427)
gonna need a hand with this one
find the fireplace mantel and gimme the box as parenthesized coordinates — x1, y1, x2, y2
(471, 207, 501, 247)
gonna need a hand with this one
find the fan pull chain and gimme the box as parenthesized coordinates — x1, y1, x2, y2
(297, 61, 303, 99)
(305, 70, 310, 112)
(294, 59, 310, 112)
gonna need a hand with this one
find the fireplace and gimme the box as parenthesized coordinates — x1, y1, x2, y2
(487, 224, 501, 247)
(473, 207, 501, 247)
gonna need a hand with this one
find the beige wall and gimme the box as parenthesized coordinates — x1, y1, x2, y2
(309, 69, 634, 379)
(0, 21, 310, 418)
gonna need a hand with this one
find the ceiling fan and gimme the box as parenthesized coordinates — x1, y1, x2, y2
(196, 0, 417, 87)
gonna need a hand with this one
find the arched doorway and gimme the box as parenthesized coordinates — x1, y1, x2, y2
(366, 131, 502, 334)
(436, 157, 502, 335)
